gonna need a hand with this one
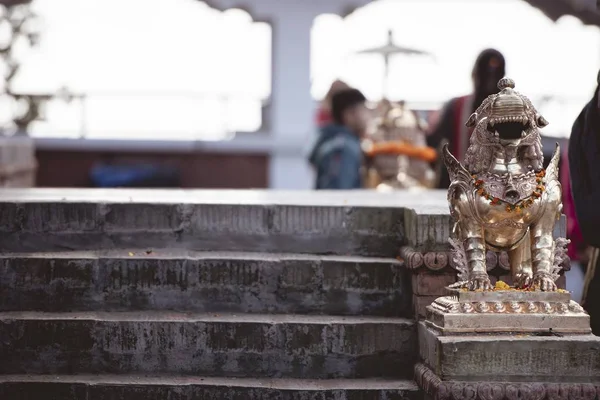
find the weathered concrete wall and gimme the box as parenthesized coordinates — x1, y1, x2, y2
(0, 313, 416, 379)
(0, 251, 412, 317)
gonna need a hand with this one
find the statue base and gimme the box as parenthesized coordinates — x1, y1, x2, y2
(427, 288, 591, 334)
(416, 288, 600, 399)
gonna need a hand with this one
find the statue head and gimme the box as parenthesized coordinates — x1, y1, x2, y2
(463, 78, 546, 173)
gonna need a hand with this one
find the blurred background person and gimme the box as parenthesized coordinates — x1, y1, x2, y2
(309, 88, 370, 189)
(568, 70, 600, 335)
(316, 80, 351, 128)
(560, 143, 586, 303)
(427, 48, 506, 188)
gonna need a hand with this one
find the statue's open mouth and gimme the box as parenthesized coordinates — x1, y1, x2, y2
(487, 118, 530, 141)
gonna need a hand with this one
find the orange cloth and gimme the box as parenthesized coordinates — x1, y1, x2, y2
(365, 141, 438, 163)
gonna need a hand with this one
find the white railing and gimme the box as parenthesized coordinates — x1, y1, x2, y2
(27, 91, 268, 141)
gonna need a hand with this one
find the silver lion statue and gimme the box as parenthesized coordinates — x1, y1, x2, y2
(444, 78, 567, 292)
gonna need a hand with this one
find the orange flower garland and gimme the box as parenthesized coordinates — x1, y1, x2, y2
(365, 141, 438, 163)
(472, 170, 545, 212)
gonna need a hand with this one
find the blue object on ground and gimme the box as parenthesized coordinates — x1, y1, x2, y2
(90, 164, 180, 187)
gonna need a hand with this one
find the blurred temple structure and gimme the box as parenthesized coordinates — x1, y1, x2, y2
(0, 0, 598, 189)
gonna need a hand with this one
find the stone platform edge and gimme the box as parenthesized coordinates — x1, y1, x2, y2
(415, 363, 600, 400)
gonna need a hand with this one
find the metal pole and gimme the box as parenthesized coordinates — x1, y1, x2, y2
(383, 53, 391, 100)
(79, 94, 87, 139)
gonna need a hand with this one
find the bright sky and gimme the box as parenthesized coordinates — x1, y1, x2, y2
(7, 0, 600, 139)
(312, 0, 600, 136)
(15, 0, 272, 139)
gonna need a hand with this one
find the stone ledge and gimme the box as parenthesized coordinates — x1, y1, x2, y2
(0, 202, 409, 256)
(0, 312, 417, 379)
(0, 189, 445, 256)
(0, 375, 421, 400)
(418, 322, 600, 383)
(0, 251, 411, 316)
(0, 189, 569, 260)
(0, 188, 448, 208)
(415, 363, 600, 400)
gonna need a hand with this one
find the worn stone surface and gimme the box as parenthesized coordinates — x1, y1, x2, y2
(413, 295, 438, 319)
(0, 188, 448, 209)
(0, 376, 421, 400)
(0, 251, 411, 317)
(0, 189, 449, 256)
(425, 310, 591, 335)
(415, 363, 600, 400)
(418, 322, 600, 383)
(0, 189, 566, 255)
(0, 188, 575, 396)
(0, 312, 416, 379)
(411, 273, 456, 296)
(0, 202, 409, 256)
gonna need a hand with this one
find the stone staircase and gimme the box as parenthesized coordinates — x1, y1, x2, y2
(0, 189, 445, 399)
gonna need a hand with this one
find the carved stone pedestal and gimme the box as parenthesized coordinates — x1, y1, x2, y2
(416, 289, 600, 400)
(427, 289, 590, 334)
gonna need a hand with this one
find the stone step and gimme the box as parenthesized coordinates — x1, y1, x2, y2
(0, 375, 421, 400)
(0, 250, 411, 317)
(419, 322, 600, 383)
(0, 312, 417, 379)
(0, 189, 433, 256)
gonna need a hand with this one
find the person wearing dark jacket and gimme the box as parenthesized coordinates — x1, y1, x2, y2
(309, 88, 369, 189)
(427, 49, 506, 188)
(568, 71, 600, 335)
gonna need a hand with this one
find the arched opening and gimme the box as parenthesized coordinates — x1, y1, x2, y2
(6, 0, 272, 140)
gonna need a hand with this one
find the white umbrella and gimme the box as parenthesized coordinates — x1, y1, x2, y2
(356, 29, 435, 99)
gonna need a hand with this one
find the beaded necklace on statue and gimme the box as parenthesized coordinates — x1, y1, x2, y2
(472, 169, 546, 213)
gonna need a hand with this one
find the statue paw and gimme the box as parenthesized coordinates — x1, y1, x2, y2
(532, 274, 557, 291)
(468, 274, 493, 291)
(514, 273, 533, 289)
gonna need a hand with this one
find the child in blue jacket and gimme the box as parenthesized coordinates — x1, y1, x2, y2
(309, 88, 369, 189)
